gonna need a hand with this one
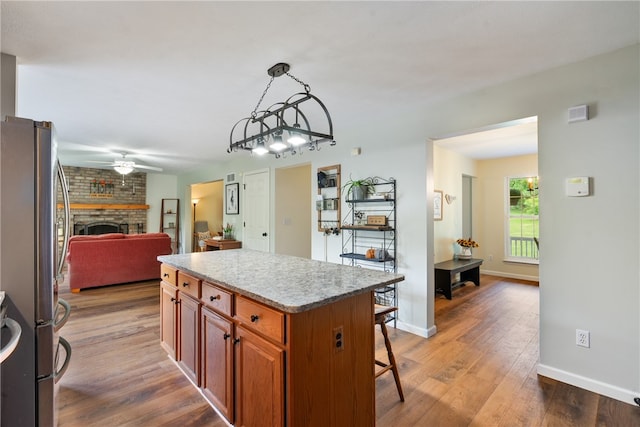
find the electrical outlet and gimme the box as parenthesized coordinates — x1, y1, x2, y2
(576, 329, 590, 348)
(333, 326, 344, 353)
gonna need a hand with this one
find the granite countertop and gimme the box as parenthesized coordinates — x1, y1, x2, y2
(158, 249, 404, 313)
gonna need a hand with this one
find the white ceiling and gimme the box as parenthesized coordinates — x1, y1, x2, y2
(433, 116, 538, 160)
(2, 1, 638, 173)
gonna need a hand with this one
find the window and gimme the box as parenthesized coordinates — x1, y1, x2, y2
(506, 176, 539, 262)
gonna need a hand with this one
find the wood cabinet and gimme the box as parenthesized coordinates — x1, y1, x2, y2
(160, 263, 375, 427)
(160, 281, 178, 358)
(201, 307, 234, 421)
(235, 325, 284, 427)
(160, 264, 178, 358)
(178, 291, 200, 386)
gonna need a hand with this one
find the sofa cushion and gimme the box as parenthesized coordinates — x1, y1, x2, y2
(125, 232, 167, 239)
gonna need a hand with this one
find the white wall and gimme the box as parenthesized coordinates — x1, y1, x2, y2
(171, 44, 638, 404)
(419, 45, 639, 403)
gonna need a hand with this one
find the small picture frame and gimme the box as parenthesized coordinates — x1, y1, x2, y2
(226, 183, 239, 215)
(434, 190, 443, 221)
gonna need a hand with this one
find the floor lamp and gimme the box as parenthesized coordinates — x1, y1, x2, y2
(192, 199, 199, 251)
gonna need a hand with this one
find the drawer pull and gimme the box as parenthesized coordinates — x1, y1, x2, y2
(250, 314, 259, 323)
(223, 333, 231, 340)
(182, 282, 189, 287)
(163, 273, 169, 278)
(210, 295, 221, 301)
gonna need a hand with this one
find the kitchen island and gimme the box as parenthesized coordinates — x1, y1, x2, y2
(158, 249, 405, 427)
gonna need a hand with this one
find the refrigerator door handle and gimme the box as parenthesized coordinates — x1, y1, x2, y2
(56, 160, 71, 278)
(54, 298, 71, 331)
(0, 318, 22, 364)
(54, 336, 72, 383)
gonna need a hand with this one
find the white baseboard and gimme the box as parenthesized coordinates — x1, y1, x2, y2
(394, 320, 436, 338)
(481, 269, 539, 282)
(537, 363, 639, 405)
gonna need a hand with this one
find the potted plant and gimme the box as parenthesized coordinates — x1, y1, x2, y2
(456, 237, 479, 259)
(342, 176, 375, 200)
(222, 223, 234, 240)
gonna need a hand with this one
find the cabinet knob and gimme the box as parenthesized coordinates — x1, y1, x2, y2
(170, 297, 175, 302)
(223, 333, 231, 340)
(233, 338, 240, 345)
(250, 314, 259, 323)
(210, 295, 220, 301)
(163, 273, 169, 278)
(262, 232, 268, 237)
(182, 282, 189, 287)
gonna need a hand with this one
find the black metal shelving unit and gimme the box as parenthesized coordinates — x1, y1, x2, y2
(340, 177, 397, 325)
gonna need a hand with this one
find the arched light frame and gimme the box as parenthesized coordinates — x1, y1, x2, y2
(228, 63, 336, 158)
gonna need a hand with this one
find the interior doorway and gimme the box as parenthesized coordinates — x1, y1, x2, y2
(461, 174, 473, 239)
(190, 180, 224, 252)
(432, 116, 539, 312)
(275, 163, 311, 258)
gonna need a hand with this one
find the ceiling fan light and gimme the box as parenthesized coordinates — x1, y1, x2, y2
(114, 165, 134, 175)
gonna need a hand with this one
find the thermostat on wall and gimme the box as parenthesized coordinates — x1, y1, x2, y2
(566, 177, 590, 197)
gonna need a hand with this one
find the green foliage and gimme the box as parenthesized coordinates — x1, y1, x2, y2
(509, 177, 539, 215)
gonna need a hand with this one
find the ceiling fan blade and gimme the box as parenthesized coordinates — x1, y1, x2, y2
(133, 164, 163, 172)
(85, 160, 117, 166)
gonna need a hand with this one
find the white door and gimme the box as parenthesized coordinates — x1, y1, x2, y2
(243, 169, 270, 252)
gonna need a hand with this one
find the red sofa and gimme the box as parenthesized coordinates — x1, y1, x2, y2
(66, 233, 172, 292)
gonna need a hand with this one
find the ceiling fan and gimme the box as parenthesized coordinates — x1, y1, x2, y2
(90, 152, 163, 175)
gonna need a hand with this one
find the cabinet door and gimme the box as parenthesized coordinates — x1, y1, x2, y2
(160, 281, 178, 358)
(235, 325, 284, 427)
(201, 307, 233, 422)
(178, 292, 200, 385)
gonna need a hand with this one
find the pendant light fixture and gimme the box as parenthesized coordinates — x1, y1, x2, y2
(228, 62, 336, 158)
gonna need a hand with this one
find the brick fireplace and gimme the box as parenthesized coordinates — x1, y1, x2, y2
(61, 166, 149, 234)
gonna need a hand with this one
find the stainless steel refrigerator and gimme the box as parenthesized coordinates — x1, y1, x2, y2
(0, 116, 72, 426)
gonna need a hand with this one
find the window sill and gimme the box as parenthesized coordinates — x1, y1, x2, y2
(504, 257, 539, 265)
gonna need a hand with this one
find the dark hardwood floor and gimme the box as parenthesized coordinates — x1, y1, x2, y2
(56, 275, 638, 426)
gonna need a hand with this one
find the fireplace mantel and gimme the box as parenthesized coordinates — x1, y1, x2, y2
(58, 203, 149, 210)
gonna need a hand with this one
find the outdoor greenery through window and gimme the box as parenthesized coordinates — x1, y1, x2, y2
(507, 176, 539, 261)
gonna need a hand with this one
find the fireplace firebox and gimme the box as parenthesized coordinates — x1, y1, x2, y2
(74, 221, 129, 235)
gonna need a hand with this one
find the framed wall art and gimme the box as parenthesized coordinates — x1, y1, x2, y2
(434, 190, 443, 221)
(225, 183, 239, 215)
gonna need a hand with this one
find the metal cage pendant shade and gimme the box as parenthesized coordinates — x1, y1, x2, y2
(228, 63, 336, 158)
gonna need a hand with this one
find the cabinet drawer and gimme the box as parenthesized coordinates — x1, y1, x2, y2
(178, 271, 201, 299)
(161, 264, 177, 286)
(236, 296, 285, 344)
(202, 281, 233, 317)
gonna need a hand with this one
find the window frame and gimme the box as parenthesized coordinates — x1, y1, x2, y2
(504, 175, 539, 264)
